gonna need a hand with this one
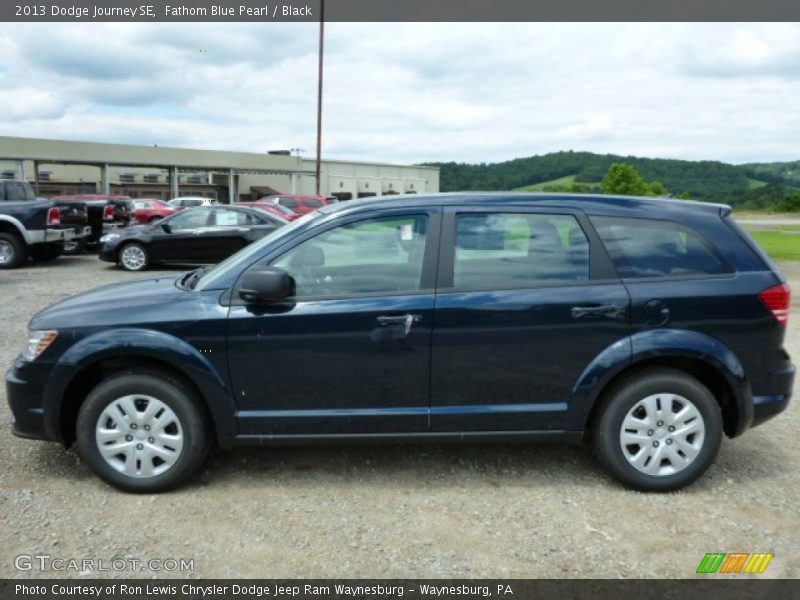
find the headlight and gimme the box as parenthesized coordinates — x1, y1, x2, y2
(23, 330, 58, 361)
(100, 233, 121, 243)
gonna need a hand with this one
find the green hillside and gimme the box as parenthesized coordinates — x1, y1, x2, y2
(422, 151, 800, 209)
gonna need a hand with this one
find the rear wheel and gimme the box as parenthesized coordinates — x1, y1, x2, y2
(30, 243, 63, 262)
(0, 232, 27, 269)
(592, 368, 722, 492)
(76, 372, 210, 492)
(148, 216, 163, 224)
(118, 242, 149, 271)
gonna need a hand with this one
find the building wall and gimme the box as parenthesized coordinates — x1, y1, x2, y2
(0, 137, 439, 203)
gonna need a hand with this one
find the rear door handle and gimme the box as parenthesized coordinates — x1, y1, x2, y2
(571, 304, 625, 319)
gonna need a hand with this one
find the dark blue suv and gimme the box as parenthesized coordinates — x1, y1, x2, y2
(6, 193, 794, 492)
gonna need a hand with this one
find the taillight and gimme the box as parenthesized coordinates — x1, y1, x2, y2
(103, 205, 114, 221)
(759, 283, 791, 326)
(46, 207, 60, 226)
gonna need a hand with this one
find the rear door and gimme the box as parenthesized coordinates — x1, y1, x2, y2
(431, 206, 630, 432)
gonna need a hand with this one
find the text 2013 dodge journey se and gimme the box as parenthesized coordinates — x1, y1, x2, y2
(6, 193, 795, 492)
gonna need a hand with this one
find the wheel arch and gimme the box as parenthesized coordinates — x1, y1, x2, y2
(572, 329, 751, 438)
(43, 329, 238, 446)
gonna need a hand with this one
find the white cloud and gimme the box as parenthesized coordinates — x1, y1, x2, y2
(0, 22, 799, 164)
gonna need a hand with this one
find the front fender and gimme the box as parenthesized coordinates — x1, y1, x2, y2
(42, 328, 238, 443)
(569, 328, 751, 434)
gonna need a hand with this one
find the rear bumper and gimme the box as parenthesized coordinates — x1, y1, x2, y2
(750, 362, 795, 429)
(26, 226, 91, 245)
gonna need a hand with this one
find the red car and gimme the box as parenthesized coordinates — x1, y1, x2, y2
(259, 194, 336, 215)
(237, 201, 300, 221)
(130, 199, 176, 224)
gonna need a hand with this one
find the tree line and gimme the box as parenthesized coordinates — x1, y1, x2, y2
(422, 151, 800, 211)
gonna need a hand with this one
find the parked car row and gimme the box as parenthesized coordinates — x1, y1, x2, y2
(1, 189, 334, 270)
(0, 180, 91, 268)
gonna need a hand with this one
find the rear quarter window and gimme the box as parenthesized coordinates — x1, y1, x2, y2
(591, 216, 732, 278)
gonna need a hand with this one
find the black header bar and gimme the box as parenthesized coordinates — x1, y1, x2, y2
(3, 0, 800, 22)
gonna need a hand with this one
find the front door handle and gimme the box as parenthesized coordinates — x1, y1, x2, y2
(571, 304, 625, 319)
(376, 314, 422, 334)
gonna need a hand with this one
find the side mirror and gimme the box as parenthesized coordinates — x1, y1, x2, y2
(160, 223, 172, 234)
(238, 266, 293, 304)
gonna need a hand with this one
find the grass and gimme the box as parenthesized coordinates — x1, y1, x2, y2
(747, 177, 769, 190)
(747, 229, 800, 261)
(514, 175, 579, 192)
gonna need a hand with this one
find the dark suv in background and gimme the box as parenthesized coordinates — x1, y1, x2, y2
(5, 193, 794, 492)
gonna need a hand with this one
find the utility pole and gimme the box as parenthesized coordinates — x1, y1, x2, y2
(315, 0, 325, 195)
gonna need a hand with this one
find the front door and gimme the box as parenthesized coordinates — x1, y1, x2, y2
(150, 208, 213, 262)
(431, 207, 630, 432)
(227, 210, 440, 435)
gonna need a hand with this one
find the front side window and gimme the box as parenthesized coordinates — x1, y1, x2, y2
(273, 215, 428, 298)
(590, 216, 730, 278)
(304, 198, 323, 208)
(278, 198, 298, 209)
(453, 213, 589, 290)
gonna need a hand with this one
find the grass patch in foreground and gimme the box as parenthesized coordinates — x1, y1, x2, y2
(748, 230, 800, 261)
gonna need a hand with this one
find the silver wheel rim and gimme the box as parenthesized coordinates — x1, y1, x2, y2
(0, 240, 13, 264)
(620, 393, 705, 477)
(120, 245, 146, 270)
(95, 395, 184, 478)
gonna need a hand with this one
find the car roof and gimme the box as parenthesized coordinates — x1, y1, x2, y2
(318, 192, 730, 220)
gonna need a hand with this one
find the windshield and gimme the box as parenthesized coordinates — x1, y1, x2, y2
(194, 211, 319, 291)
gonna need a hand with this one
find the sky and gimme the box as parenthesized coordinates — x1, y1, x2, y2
(0, 22, 799, 165)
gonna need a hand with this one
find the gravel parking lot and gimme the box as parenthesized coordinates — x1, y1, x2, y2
(1, 254, 798, 579)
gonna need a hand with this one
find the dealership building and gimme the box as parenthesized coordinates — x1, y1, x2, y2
(0, 136, 439, 203)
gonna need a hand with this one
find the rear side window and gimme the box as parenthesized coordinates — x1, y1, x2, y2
(453, 213, 589, 290)
(591, 216, 731, 278)
(279, 198, 298, 209)
(304, 198, 323, 208)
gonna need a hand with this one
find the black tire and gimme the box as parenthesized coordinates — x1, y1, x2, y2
(76, 371, 211, 493)
(592, 367, 723, 492)
(117, 242, 150, 271)
(62, 238, 87, 255)
(30, 243, 63, 262)
(0, 231, 27, 269)
(148, 216, 163, 223)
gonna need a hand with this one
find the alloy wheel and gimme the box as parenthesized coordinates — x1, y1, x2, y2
(0, 239, 14, 264)
(120, 245, 146, 270)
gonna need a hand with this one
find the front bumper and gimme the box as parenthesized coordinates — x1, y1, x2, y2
(98, 241, 119, 263)
(5, 358, 54, 442)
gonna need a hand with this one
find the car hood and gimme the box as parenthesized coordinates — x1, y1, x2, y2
(30, 276, 185, 330)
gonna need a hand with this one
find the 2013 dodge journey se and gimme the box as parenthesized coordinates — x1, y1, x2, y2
(6, 193, 795, 492)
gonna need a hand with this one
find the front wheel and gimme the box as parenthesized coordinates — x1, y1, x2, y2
(118, 242, 150, 271)
(592, 367, 723, 492)
(76, 372, 210, 492)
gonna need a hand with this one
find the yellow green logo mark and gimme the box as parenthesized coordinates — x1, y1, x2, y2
(697, 552, 773, 574)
